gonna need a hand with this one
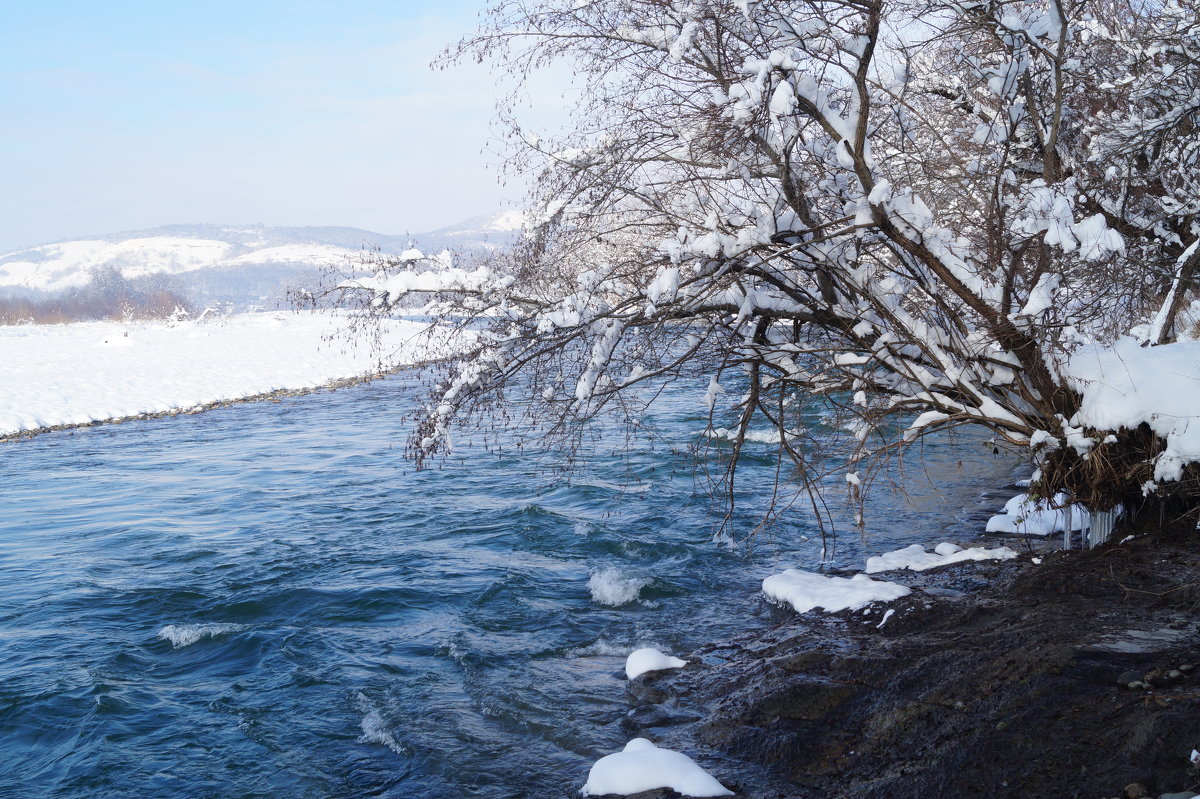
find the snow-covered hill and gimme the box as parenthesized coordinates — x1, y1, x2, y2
(414, 211, 527, 251)
(0, 214, 523, 307)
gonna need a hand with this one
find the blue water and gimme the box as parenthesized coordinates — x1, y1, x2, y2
(0, 375, 1022, 798)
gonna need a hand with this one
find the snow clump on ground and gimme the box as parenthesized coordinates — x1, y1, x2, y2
(625, 647, 688, 680)
(865, 542, 1018, 573)
(761, 570, 910, 614)
(581, 738, 733, 797)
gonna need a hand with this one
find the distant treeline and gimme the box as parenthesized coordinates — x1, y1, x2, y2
(0, 267, 193, 325)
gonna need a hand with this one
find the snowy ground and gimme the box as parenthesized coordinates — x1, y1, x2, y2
(0, 312, 455, 437)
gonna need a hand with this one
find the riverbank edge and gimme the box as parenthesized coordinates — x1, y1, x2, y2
(621, 519, 1200, 799)
(0, 365, 410, 444)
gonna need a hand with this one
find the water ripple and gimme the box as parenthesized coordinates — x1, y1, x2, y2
(0, 374, 1022, 797)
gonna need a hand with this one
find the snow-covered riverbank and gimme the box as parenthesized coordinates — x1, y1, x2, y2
(0, 312, 452, 438)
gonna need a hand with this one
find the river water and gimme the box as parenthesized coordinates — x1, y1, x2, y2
(0, 374, 1022, 798)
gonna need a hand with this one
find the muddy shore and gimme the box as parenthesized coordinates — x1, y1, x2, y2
(619, 519, 1200, 799)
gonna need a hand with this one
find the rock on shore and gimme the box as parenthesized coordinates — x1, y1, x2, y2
(608, 522, 1200, 798)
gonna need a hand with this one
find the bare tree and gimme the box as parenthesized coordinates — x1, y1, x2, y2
(329, 0, 1200, 530)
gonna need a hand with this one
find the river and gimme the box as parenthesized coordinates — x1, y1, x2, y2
(0, 372, 1023, 798)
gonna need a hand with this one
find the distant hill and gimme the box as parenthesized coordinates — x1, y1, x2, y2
(0, 213, 524, 309)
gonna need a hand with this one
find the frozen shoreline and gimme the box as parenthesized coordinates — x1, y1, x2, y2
(633, 521, 1200, 798)
(0, 312, 457, 441)
(0, 367, 399, 442)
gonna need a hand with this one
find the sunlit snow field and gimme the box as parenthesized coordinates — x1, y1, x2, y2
(0, 312, 450, 436)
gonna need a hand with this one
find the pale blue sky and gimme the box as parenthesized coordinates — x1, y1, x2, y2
(0, 1, 549, 251)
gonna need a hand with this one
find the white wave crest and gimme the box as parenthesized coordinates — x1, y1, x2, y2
(588, 567, 651, 606)
(355, 695, 407, 755)
(572, 639, 631, 658)
(702, 426, 799, 444)
(157, 623, 246, 649)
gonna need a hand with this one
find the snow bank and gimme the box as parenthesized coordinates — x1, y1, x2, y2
(581, 738, 733, 797)
(588, 567, 650, 606)
(0, 312, 456, 436)
(985, 492, 1088, 536)
(157, 623, 246, 648)
(625, 647, 688, 680)
(1068, 338, 1200, 483)
(762, 569, 910, 613)
(865, 542, 1018, 573)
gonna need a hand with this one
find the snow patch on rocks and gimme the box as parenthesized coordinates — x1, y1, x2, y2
(762, 569, 910, 614)
(625, 647, 688, 680)
(581, 738, 733, 797)
(865, 542, 1018, 573)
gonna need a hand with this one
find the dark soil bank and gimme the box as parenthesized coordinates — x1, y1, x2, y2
(619, 524, 1200, 799)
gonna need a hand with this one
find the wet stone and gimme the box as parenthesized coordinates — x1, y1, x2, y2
(1118, 671, 1141, 686)
(621, 704, 702, 731)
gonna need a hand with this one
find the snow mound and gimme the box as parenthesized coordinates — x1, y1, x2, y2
(581, 738, 733, 797)
(762, 569, 910, 614)
(157, 623, 246, 648)
(1068, 338, 1200, 482)
(985, 492, 1089, 536)
(625, 647, 688, 680)
(588, 567, 651, 606)
(865, 542, 1018, 573)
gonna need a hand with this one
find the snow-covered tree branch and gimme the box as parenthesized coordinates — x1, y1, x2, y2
(334, 0, 1200, 527)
